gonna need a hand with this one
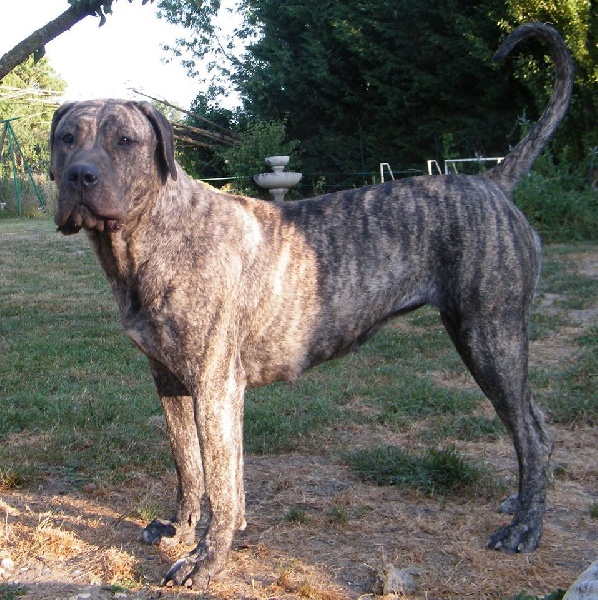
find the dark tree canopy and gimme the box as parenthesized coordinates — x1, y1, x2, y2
(234, 1, 532, 176)
(161, 0, 597, 184)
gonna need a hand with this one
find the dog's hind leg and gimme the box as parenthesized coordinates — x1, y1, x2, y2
(142, 360, 204, 547)
(440, 310, 553, 553)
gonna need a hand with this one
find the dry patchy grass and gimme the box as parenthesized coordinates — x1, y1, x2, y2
(1, 223, 596, 599)
(1, 436, 597, 599)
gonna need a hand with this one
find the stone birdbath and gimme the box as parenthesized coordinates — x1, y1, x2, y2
(254, 156, 302, 203)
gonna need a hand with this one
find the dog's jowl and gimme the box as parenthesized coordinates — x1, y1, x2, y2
(50, 23, 574, 588)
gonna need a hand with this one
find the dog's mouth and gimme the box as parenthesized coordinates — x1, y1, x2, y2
(56, 203, 121, 236)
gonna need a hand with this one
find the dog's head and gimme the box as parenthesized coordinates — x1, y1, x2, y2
(50, 100, 177, 235)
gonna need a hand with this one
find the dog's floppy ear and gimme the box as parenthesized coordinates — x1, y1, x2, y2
(49, 102, 75, 181)
(136, 101, 178, 182)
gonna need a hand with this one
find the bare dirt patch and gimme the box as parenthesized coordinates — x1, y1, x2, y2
(567, 252, 598, 278)
(1, 438, 597, 600)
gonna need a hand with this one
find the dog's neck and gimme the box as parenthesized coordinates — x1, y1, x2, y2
(85, 178, 197, 326)
(87, 227, 135, 314)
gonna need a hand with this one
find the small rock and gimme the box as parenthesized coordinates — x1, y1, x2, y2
(0, 557, 14, 579)
(373, 563, 422, 595)
(563, 560, 598, 600)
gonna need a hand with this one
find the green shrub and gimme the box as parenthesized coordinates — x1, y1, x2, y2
(284, 507, 309, 524)
(345, 445, 491, 496)
(220, 119, 299, 197)
(513, 172, 598, 242)
(512, 146, 598, 243)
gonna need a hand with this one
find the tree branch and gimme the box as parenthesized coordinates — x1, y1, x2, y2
(132, 88, 239, 140)
(172, 122, 238, 146)
(0, 1, 159, 82)
(0, 1, 108, 81)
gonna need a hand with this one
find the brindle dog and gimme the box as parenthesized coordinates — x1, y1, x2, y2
(50, 23, 573, 588)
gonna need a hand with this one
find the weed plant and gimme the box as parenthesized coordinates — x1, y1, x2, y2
(344, 445, 493, 496)
(284, 507, 309, 524)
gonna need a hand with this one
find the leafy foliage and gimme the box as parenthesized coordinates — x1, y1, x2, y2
(175, 93, 237, 179)
(503, 0, 593, 65)
(162, 0, 596, 195)
(157, 0, 226, 79)
(231, 0, 531, 180)
(511, 136, 598, 243)
(500, 0, 597, 163)
(68, 0, 155, 26)
(161, 1, 522, 178)
(220, 119, 299, 196)
(0, 58, 66, 179)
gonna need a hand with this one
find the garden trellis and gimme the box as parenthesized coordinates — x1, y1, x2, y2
(0, 117, 45, 216)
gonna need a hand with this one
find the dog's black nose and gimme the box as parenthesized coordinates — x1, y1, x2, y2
(66, 164, 100, 188)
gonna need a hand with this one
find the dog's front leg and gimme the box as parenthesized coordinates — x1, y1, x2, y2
(143, 359, 204, 548)
(162, 356, 246, 589)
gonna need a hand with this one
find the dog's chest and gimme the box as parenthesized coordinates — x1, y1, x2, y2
(113, 285, 163, 361)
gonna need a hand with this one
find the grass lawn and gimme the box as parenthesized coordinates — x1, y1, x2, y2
(0, 218, 596, 599)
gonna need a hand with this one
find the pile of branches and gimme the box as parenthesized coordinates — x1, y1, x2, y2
(135, 91, 239, 149)
(171, 122, 238, 148)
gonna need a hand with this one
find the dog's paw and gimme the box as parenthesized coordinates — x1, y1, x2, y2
(162, 555, 225, 589)
(142, 518, 195, 547)
(162, 555, 196, 588)
(487, 522, 542, 553)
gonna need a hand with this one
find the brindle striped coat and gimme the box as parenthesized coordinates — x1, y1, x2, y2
(50, 23, 573, 589)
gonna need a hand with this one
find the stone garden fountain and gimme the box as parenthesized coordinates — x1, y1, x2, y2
(254, 156, 302, 203)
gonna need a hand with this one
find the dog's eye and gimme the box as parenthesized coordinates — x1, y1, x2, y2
(118, 136, 133, 146)
(61, 133, 74, 144)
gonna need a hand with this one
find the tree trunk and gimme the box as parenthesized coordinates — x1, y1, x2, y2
(0, 1, 105, 81)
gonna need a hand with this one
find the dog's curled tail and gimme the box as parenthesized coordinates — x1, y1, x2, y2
(485, 22, 574, 195)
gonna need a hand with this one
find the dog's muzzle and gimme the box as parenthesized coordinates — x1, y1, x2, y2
(55, 164, 123, 235)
